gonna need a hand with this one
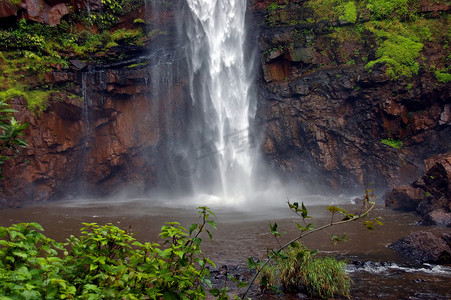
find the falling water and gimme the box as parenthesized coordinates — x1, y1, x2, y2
(184, 0, 256, 203)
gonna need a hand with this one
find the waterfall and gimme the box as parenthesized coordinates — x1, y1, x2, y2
(183, 0, 256, 203)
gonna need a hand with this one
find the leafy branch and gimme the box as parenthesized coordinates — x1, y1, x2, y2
(0, 99, 28, 179)
(242, 188, 381, 299)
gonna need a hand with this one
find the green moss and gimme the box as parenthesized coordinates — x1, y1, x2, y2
(435, 70, 451, 83)
(307, 0, 340, 21)
(0, 87, 54, 114)
(125, 62, 149, 68)
(366, 0, 411, 19)
(365, 21, 424, 79)
(340, 1, 357, 23)
(6, 0, 22, 5)
(133, 18, 145, 24)
(381, 138, 403, 149)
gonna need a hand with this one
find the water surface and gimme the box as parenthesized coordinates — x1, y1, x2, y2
(1, 197, 450, 299)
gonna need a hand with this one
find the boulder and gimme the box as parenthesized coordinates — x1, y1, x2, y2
(385, 152, 451, 226)
(419, 209, 451, 227)
(20, 0, 69, 25)
(0, 1, 18, 18)
(384, 185, 426, 211)
(389, 231, 451, 264)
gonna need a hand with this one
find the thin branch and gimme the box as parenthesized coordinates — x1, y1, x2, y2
(241, 199, 376, 299)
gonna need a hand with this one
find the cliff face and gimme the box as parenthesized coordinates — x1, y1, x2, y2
(0, 1, 193, 207)
(0, 0, 450, 206)
(3, 59, 190, 206)
(249, 0, 450, 193)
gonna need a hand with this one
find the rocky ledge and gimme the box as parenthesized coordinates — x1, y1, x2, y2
(389, 231, 451, 264)
(385, 151, 451, 227)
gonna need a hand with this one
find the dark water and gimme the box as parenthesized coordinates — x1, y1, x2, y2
(0, 197, 450, 299)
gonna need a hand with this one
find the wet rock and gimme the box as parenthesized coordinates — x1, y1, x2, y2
(0, 1, 18, 18)
(20, 0, 69, 25)
(69, 60, 88, 71)
(385, 152, 451, 224)
(287, 47, 317, 64)
(290, 79, 310, 96)
(385, 185, 426, 211)
(389, 231, 451, 264)
(419, 209, 451, 227)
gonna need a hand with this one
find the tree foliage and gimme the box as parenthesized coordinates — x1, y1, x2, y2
(0, 99, 27, 178)
(0, 207, 217, 299)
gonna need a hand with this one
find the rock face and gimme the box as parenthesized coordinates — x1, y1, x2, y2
(389, 231, 451, 264)
(385, 152, 451, 226)
(0, 5, 193, 207)
(0, 0, 71, 25)
(1, 0, 450, 206)
(249, 1, 450, 193)
(20, 0, 69, 25)
(2, 58, 191, 206)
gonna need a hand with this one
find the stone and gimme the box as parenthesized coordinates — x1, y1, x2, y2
(290, 79, 310, 96)
(386, 152, 451, 221)
(0, 1, 17, 18)
(439, 104, 451, 126)
(69, 60, 88, 71)
(20, 0, 69, 25)
(389, 231, 451, 264)
(384, 185, 426, 211)
(419, 209, 451, 227)
(288, 47, 317, 64)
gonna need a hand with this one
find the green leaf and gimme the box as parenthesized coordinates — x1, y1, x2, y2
(163, 291, 180, 300)
(189, 223, 197, 236)
(28, 222, 44, 231)
(301, 202, 311, 219)
(210, 288, 221, 296)
(206, 230, 213, 241)
(363, 220, 374, 230)
(207, 220, 216, 229)
(192, 237, 202, 246)
(247, 257, 258, 269)
(12, 251, 27, 259)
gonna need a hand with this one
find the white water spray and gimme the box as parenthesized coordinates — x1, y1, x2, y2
(185, 0, 256, 203)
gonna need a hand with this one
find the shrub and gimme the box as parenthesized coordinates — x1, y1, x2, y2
(257, 244, 350, 298)
(0, 99, 28, 178)
(243, 189, 381, 299)
(0, 207, 217, 299)
(274, 245, 351, 298)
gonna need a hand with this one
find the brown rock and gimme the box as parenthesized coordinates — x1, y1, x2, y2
(419, 0, 451, 16)
(439, 104, 451, 126)
(419, 209, 451, 227)
(20, 0, 69, 25)
(389, 231, 451, 264)
(0, 1, 18, 18)
(385, 185, 426, 211)
(287, 47, 317, 64)
(386, 152, 451, 225)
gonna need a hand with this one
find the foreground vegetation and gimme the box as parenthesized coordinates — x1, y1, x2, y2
(258, 245, 350, 298)
(0, 189, 379, 299)
(0, 207, 217, 299)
